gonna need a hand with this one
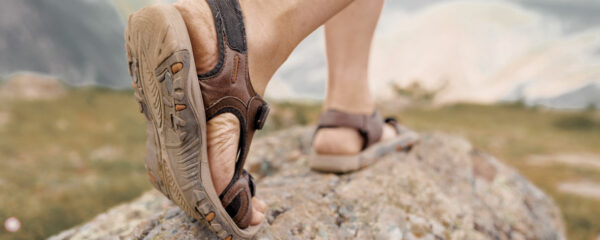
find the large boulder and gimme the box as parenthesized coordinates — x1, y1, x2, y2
(50, 128, 565, 240)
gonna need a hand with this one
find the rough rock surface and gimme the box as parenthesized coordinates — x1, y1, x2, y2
(50, 128, 565, 240)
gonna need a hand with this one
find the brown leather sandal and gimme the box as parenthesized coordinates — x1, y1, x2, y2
(309, 109, 419, 173)
(125, 1, 267, 239)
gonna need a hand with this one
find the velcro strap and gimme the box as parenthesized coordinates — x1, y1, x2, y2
(254, 103, 270, 130)
(247, 170, 256, 197)
(206, 0, 247, 53)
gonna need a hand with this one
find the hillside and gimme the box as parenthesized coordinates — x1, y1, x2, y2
(532, 83, 600, 110)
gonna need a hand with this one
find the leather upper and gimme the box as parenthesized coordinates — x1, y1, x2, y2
(199, 0, 268, 229)
(317, 109, 384, 150)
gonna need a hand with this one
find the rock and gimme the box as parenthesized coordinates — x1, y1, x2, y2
(0, 72, 65, 101)
(50, 127, 565, 240)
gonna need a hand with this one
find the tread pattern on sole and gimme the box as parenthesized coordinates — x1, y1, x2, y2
(129, 47, 237, 240)
(154, 50, 203, 220)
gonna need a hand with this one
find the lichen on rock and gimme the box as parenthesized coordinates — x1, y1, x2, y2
(50, 127, 565, 240)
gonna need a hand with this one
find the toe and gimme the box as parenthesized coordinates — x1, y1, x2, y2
(252, 198, 267, 213)
(250, 207, 264, 226)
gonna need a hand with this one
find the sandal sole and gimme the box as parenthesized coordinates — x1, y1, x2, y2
(309, 129, 420, 173)
(125, 4, 260, 239)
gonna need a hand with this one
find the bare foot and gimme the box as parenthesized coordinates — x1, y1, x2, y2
(313, 123, 398, 155)
(206, 113, 265, 225)
(174, 0, 265, 225)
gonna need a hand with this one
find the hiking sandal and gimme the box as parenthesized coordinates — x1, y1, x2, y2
(309, 110, 419, 173)
(126, 1, 268, 239)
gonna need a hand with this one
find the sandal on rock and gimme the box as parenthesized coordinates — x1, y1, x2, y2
(126, 1, 268, 239)
(309, 109, 419, 173)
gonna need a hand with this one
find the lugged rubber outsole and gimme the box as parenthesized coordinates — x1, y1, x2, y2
(125, 4, 261, 239)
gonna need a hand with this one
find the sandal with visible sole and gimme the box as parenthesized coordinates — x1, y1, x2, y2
(125, 1, 268, 239)
(309, 109, 419, 173)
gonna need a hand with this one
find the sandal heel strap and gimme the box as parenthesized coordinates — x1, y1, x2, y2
(220, 170, 255, 229)
(206, 0, 247, 53)
(317, 109, 384, 150)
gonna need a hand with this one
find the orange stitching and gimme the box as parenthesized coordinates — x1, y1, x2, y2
(231, 55, 239, 83)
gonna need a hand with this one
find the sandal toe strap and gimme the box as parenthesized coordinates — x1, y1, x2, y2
(219, 170, 255, 229)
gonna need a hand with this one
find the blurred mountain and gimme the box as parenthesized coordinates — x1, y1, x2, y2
(109, 0, 174, 21)
(267, 0, 600, 110)
(531, 83, 600, 110)
(110, 0, 154, 20)
(1, 0, 599, 109)
(0, 0, 128, 88)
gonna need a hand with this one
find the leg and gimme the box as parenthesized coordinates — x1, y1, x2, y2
(313, 0, 398, 155)
(172, 0, 358, 225)
(175, 0, 355, 95)
(323, 0, 383, 115)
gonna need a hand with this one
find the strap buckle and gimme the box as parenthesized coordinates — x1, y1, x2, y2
(254, 103, 270, 130)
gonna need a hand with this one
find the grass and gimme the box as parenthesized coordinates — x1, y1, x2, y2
(0, 88, 150, 239)
(0, 89, 598, 239)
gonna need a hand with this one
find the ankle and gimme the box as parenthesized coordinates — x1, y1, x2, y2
(324, 78, 375, 114)
(323, 98, 375, 115)
(246, 22, 281, 96)
(241, 1, 296, 97)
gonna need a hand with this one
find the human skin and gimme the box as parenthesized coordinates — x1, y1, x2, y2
(173, 0, 393, 225)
